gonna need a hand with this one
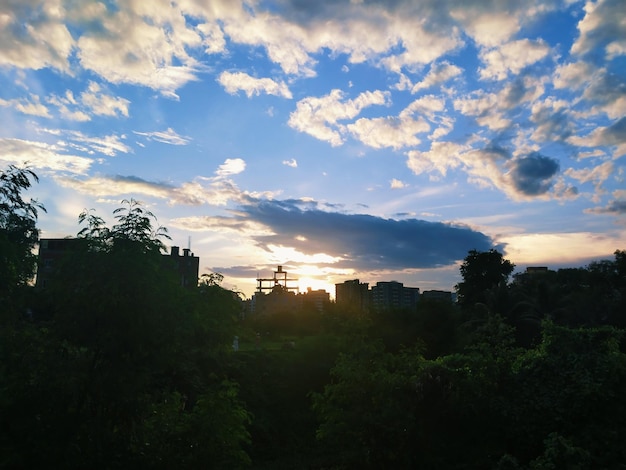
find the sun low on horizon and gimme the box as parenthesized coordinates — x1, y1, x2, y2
(1, 0, 625, 300)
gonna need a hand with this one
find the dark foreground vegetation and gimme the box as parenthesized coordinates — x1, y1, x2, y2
(2, 164, 626, 469)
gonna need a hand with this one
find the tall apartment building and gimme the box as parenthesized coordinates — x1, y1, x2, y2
(371, 281, 420, 311)
(335, 279, 370, 312)
(301, 287, 330, 312)
(168, 246, 200, 288)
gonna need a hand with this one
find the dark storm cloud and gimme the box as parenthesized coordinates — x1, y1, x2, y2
(237, 199, 495, 270)
(508, 152, 560, 196)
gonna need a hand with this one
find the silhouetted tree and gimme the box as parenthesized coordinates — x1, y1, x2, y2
(456, 249, 515, 310)
(0, 164, 45, 307)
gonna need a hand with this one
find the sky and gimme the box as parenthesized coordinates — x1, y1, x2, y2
(1, 0, 625, 299)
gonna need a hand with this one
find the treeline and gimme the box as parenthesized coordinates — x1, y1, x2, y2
(2, 164, 626, 469)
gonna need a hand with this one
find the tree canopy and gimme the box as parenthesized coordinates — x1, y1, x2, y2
(0, 164, 45, 303)
(456, 248, 515, 309)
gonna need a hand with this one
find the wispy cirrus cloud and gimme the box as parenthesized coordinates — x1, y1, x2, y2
(133, 128, 191, 146)
(55, 158, 252, 206)
(39, 128, 131, 157)
(0, 138, 93, 174)
(56, 173, 245, 207)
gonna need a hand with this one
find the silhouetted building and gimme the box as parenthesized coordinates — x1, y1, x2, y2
(403, 286, 421, 309)
(168, 246, 200, 288)
(36, 239, 199, 289)
(256, 265, 299, 294)
(526, 266, 549, 274)
(300, 287, 330, 312)
(422, 289, 454, 302)
(251, 265, 301, 315)
(35, 238, 79, 288)
(251, 285, 299, 315)
(371, 281, 420, 311)
(335, 279, 370, 311)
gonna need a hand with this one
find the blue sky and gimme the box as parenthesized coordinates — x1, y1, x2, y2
(1, 0, 625, 298)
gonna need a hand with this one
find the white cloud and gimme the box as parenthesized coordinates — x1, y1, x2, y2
(56, 175, 173, 200)
(450, 10, 521, 47)
(215, 158, 246, 177)
(454, 76, 545, 131)
(0, 0, 74, 72)
(479, 39, 551, 81)
(223, 10, 317, 77)
(348, 116, 429, 149)
(46, 92, 90, 122)
(565, 161, 614, 192)
(79, 82, 130, 117)
(390, 178, 407, 189)
(568, 120, 626, 160)
(581, 69, 626, 120)
(0, 0, 564, 99)
(288, 89, 390, 146)
(196, 20, 227, 54)
(74, 0, 204, 97)
(42, 83, 130, 121)
(401, 95, 446, 119)
(0, 95, 51, 118)
(571, 0, 626, 59)
(169, 215, 274, 236)
(529, 97, 575, 142)
(454, 91, 511, 130)
(406, 141, 467, 176)
(411, 62, 462, 93)
(55, 161, 263, 207)
(217, 71, 292, 99)
(553, 61, 595, 90)
(282, 159, 298, 168)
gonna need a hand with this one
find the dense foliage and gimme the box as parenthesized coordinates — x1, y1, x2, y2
(0, 165, 44, 310)
(1, 165, 625, 468)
